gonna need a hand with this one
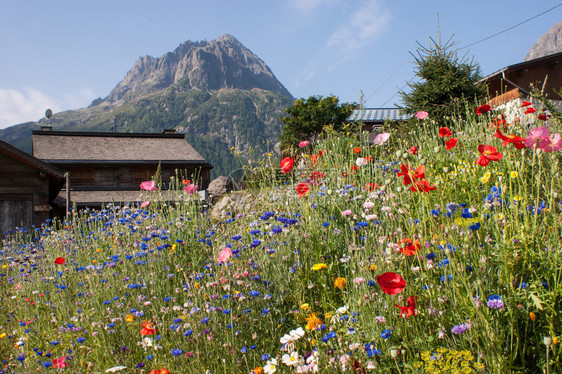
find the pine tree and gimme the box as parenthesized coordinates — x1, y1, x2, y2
(399, 36, 486, 122)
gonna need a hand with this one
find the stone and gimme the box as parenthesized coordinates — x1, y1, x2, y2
(207, 176, 234, 197)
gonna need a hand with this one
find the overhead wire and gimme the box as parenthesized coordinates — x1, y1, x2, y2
(367, 2, 562, 108)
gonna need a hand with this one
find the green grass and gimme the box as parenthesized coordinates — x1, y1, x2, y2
(1, 102, 561, 373)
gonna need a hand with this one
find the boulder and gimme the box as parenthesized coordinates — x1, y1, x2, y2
(208, 176, 234, 197)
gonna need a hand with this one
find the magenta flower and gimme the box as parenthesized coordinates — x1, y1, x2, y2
(183, 184, 199, 195)
(540, 133, 562, 152)
(139, 180, 158, 191)
(415, 111, 428, 119)
(373, 132, 390, 145)
(299, 140, 310, 148)
(523, 127, 550, 149)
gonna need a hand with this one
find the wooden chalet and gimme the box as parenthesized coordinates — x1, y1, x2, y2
(32, 130, 213, 209)
(481, 51, 562, 107)
(348, 108, 410, 141)
(0, 139, 65, 236)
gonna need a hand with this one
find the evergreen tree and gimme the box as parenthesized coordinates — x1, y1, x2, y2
(399, 36, 486, 122)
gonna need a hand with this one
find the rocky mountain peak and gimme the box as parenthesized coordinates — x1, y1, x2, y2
(102, 34, 292, 104)
(525, 21, 562, 61)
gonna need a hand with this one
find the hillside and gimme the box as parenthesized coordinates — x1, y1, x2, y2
(0, 34, 293, 179)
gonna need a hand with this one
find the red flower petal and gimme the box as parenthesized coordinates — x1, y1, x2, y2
(54, 257, 65, 265)
(438, 127, 452, 138)
(445, 138, 458, 150)
(376, 272, 406, 295)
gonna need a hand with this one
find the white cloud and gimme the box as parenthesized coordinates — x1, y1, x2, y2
(0, 87, 94, 129)
(327, 0, 391, 55)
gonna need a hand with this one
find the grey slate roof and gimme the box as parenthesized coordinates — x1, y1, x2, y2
(348, 108, 410, 122)
(0, 138, 65, 178)
(32, 131, 209, 164)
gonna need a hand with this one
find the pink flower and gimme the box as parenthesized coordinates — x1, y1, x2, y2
(299, 140, 310, 148)
(540, 133, 562, 152)
(140, 200, 150, 208)
(415, 111, 428, 119)
(217, 247, 233, 264)
(373, 132, 391, 145)
(356, 157, 368, 167)
(523, 127, 550, 149)
(183, 184, 199, 195)
(353, 277, 365, 285)
(52, 356, 68, 369)
(342, 209, 352, 217)
(140, 181, 157, 191)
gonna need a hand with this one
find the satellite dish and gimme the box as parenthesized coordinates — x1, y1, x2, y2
(45, 109, 53, 119)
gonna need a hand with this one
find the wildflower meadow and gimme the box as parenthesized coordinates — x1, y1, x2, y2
(1, 100, 562, 373)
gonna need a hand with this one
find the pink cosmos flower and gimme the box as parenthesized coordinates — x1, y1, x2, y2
(183, 184, 199, 195)
(141, 200, 150, 208)
(299, 140, 310, 148)
(415, 111, 428, 119)
(140, 181, 158, 191)
(523, 127, 551, 149)
(217, 247, 233, 264)
(540, 133, 562, 152)
(373, 132, 391, 145)
(342, 210, 352, 217)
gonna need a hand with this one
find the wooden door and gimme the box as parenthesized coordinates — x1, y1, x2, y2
(0, 196, 33, 237)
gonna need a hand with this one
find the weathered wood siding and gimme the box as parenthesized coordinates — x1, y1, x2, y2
(0, 152, 51, 235)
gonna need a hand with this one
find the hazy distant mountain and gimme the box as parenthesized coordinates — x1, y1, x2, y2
(525, 21, 562, 61)
(0, 34, 294, 178)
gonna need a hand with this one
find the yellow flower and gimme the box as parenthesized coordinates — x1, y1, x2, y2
(300, 303, 309, 310)
(554, 337, 558, 345)
(0, 333, 6, 339)
(334, 277, 347, 290)
(369, 264, 377, 271)
(529, 312, 536, 322)
(481, 176, 490, 184)
(311, 263, 328, 271)
(510, 171, 518, 179)
(125, 314, 134, 322)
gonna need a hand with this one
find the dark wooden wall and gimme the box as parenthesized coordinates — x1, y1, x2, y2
(0, 152, 52, 235)
(53, 164, 211, 191)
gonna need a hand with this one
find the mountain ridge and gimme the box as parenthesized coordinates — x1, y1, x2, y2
(0, 34, 294, 178)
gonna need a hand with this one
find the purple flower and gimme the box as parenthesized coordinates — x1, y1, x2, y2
(487, 295, 504, 309)
(451, 324, 468, 334)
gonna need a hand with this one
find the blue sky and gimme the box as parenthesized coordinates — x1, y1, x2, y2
(0, 0, 561, 129)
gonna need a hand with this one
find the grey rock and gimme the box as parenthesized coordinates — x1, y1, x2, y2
(525, 21, 562, 61)
(208, 176, 234, 197)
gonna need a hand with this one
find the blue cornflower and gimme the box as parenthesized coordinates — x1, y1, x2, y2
(171, 348, 183, 356)
(380, 329, 391, 339)
(487, 295, 504, 309)
(365, 343, 381, 357)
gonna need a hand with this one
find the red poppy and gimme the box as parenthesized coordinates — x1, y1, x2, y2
(365, 156, 373, 162)
(521, 100, 532, 107)
(364, 182, 379, 191)
(438, 127, 452, 138)
(280, 157, 295, 174)
(476, 104, 492, 115)
(410, 180, 436, 193)
(140, 322, 157, 336)
(524, 107, 536, 114)
(295, 182, 310, 197)
(54, 257, 65, 265)
(398, 238, 420, 256)
(149, 369, 170, 374)
(353, 147, 362, 154)
(494, 129, 525, 149)
(397, 164, 425, 186)
(492, 114, 507, 128)
(395, 296, 417, 318)
(409, 146, 418, 155)
(476, 145, 503, 167)
(181, 179, 191, 185)
(376, 272, 406, 295)
(445, 138, 458, 150)
(538, 114, 548, 121)
(352, 165, 359, 171)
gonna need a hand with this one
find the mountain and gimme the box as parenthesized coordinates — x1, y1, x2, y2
(525, 21, 562, 61)
(0, 34, 293, 179)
